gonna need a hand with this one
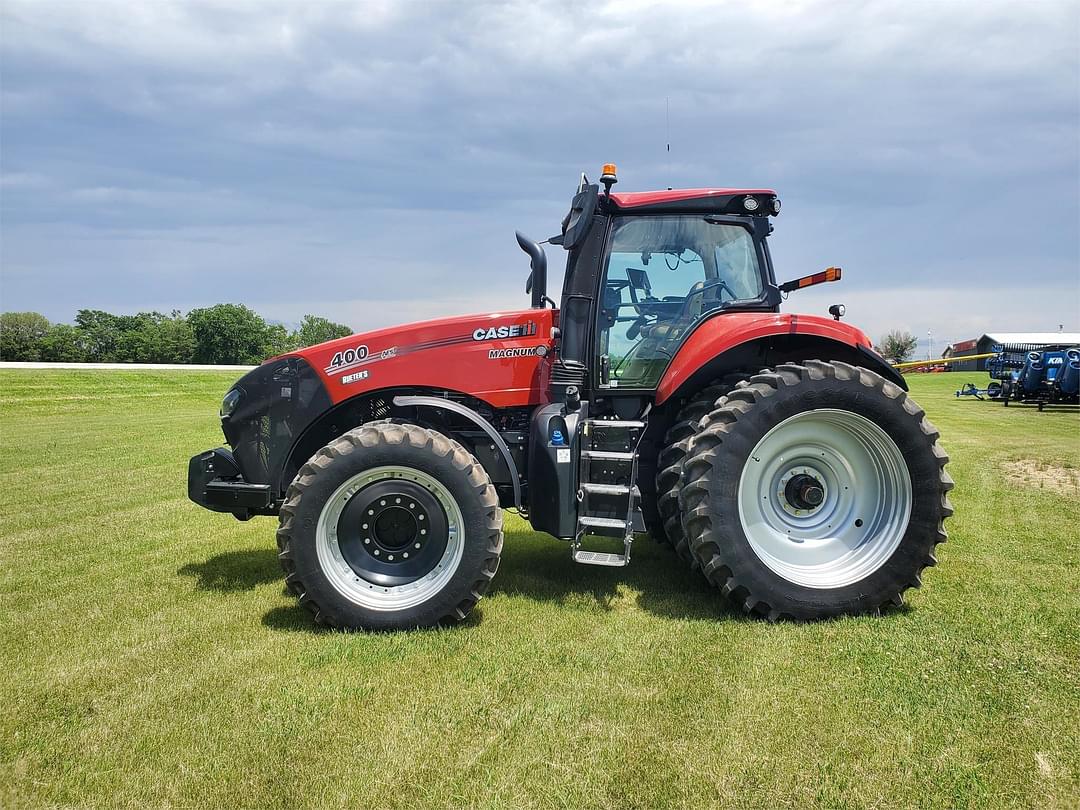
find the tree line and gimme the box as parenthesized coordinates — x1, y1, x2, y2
(0, 305, 353, 365)
(2, 306, 925, 367)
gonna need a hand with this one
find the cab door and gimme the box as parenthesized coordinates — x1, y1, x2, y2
(595, 214, 769, 392)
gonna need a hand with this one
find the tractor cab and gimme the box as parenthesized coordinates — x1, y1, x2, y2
(518, 166, 792, 399)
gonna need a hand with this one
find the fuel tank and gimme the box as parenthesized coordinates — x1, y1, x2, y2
(282, 308, 558, 408)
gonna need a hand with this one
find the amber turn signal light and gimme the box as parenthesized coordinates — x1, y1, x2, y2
(778, 267, 843, 294)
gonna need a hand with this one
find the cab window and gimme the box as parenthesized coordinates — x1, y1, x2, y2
(597, 215, 764, 389)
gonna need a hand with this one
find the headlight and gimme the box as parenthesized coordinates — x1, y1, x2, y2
(220, 388, 242, 419)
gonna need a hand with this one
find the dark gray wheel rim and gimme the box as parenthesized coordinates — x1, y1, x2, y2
(316, 465, 464, 610)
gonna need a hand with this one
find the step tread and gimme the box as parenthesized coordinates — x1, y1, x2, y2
(580, 450, 635, 461)
(578, 515, 628, 529)
(585, 419, 647, 429)
(580, 483, 635, 496)
(572, 550, 630, 567)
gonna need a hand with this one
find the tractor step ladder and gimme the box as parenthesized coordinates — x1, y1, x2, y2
(572, 411, 649, 567)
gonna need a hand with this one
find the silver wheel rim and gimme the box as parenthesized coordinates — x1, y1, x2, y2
(316, 465, 465, 610)
(737, 409, 912, 589)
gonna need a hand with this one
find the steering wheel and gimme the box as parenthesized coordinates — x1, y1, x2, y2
(677, 278, 736, 319)
(623, 296, 673, 339)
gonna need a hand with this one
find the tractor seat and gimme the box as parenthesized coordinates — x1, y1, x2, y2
(640, 280, 706, 340)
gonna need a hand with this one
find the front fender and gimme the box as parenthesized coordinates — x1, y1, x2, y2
(655, 312, 902, 405)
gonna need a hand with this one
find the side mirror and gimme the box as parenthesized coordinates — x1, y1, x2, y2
(555, 184, 598, 250)
(516, 232, 548, 309)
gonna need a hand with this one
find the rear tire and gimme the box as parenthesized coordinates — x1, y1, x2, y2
(679, 361, 952, 620)
(276, 423, 502, 630)
(653, 375, 746, 565)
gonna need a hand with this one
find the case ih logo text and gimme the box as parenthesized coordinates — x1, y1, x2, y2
(472, 322, 537, 341)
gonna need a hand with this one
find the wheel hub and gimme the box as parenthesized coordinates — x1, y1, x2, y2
(335, 479, 448, 587)
(373, 506, 419, 550)
(782, 471, 826, 512)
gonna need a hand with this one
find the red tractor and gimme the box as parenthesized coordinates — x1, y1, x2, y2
(189, 166, 952, 630)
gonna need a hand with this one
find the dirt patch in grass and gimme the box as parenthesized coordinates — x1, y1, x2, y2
(1001, 459, 1080, 495)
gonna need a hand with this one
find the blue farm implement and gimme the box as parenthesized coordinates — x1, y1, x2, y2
(990, 344, 1080, 410)
(955, 382, 1003, 400)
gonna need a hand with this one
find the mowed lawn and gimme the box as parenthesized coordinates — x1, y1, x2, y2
(1, 369, 1077, 809)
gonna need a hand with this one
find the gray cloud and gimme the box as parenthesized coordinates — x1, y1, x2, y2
(1, 0, 1077, 350)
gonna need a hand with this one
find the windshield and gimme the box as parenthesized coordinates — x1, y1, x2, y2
(597, 215, 765, 389)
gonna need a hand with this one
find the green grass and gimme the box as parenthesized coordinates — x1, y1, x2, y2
(1, 369, 1077, 808)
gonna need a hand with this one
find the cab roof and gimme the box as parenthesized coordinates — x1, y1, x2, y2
(605, 187, 779, 216)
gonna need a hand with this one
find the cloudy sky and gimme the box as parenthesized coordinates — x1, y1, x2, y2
(1, 0, 1077, 353)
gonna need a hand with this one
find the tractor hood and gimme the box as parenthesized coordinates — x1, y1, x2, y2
(281, 308, 558, 408)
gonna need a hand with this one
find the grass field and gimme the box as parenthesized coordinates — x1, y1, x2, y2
(1, 369, 1077, 808)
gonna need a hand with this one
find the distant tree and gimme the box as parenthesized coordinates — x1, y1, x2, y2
(0, 312, 51, 360)
(151, 311, 196, 363)
(39, 324, 87, 362)
(265, 323, 299, 358)
(114, 312, 161, 363)
(187, 304, 271, 364)
(294, 315, 352, 348)
(878, 330, 919, 364)
(74, 309, 123, 361)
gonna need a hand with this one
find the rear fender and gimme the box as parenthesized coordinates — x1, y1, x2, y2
(656, 313, 904, 408)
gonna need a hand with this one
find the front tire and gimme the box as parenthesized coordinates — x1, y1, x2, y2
(277, 423, 502, 630)
(679, 361, 952, 620)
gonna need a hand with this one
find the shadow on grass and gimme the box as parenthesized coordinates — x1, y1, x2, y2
(178, 549, 281, 592)
(492, 529, 745, 623)
(182, 529, 745, 631)
(262, 604, 323, 632)
(260, 603, 488, 633)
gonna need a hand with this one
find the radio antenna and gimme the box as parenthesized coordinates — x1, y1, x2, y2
(665, 96, 671, 189)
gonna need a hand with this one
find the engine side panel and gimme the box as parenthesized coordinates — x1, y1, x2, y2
(655, 312, 876, 405)
(283, 309, 558, 408)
